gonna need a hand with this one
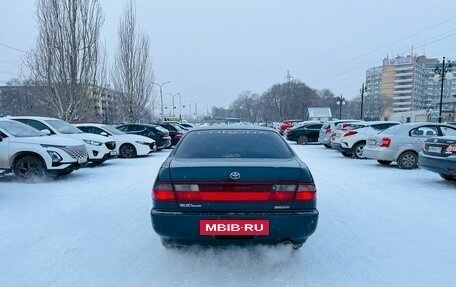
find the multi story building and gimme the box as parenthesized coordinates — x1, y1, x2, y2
(0, 84, 122, 124)
(365, 55, 456, 121)
(364, 66, 382, 120)
(381, 55, 427, 113)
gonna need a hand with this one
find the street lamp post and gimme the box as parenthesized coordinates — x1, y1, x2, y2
(360, 83, 368, 120)
(152, 81, 170, 121)
(167, 92, 180, 117)
(434, 57, 453, 123)
(190, 100, 201, 121)
(336, 94, 346, 119)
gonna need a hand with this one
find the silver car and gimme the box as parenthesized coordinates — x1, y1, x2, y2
(362, 123, 456, 169)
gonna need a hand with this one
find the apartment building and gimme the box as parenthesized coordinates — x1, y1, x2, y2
(365, 55, 455, 121)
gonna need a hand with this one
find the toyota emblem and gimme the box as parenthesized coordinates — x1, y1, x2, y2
(230, 172, 241, 180)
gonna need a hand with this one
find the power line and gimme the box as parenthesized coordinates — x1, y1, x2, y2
(299, 15, 456, 80)
(0, 42, 27, 53)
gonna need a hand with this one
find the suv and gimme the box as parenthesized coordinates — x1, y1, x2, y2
(334, 121, 401, 159)
(286, 122, 323, 144)
(278, 119, 303, 135)
(0, 119, 88, 179)
(156, 122, 184, 146)
(318, 120, 360, 148)
(10, 116, 117, 164)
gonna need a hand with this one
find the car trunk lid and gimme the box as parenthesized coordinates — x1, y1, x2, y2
(158, 158, 313, 211)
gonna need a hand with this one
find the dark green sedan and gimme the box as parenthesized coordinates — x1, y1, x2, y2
(151, 126, 318, 249)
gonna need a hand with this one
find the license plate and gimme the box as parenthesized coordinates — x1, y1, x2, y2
(78, 158, 87, 164)
(368, 139, 376, 145)
(200, 220, 269, 236)
(428, 146, 442, 153)
(109, 151, 117, 156)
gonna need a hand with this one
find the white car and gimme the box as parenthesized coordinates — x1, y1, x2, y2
(332, 121, 401, 159)
(0, 118, 88, 179)
(75, 123, 156, 158)
(10, 116, 117, 165)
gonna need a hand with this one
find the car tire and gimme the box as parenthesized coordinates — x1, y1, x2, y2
(297, 135, 308, 145)
(151, 143, 158, 153)
(341, 151, 353, 157)
(119, 143, 137, 158)
(352, 142, 366, 159)
(292, 243, 303, 250)
(13, 155, 46, 180)
(324, 143, 331, 149)
(439, 173, 456, 181)
(377, 160, 392, 166)
(397, 151, 418, 169)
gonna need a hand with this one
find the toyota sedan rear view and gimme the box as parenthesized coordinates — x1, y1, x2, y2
(150, 126, 318, 249)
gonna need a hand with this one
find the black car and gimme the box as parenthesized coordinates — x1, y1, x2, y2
(156, 122, 184, 146)
(151, 126, 318, 249)
(286, 122, 323, 144)
(419, 136, 456, 181)
(116, 124, 171, 150)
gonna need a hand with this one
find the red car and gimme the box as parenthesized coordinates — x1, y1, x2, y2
(279, 120, 303, 135)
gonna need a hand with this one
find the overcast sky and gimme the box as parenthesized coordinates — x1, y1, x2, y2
(1, 0, 456, 114)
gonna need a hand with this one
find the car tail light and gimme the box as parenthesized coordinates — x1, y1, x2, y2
(445, 144, 456, 154)
(343, 130, 358, 137)
(152, 183, 176, 202)
(325, 128, 332, 135)
(175, 133, 183, 140)
(295, 183, 316, 202)
(379, 137, 391, 148)
(173, 183, 298, 203)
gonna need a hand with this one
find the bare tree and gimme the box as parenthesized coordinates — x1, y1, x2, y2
(25, 0, 105, 122)
(112, 0, 154, 123)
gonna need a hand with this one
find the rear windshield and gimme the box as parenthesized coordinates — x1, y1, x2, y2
(174, 130, 293, 159)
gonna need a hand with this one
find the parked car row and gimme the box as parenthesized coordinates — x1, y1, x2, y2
(0, 116, 194, 180)
(282, 118, 456, 182)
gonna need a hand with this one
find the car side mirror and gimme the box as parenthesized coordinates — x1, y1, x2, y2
(41, 129, 51, 135)
(100, 132, 108, 136)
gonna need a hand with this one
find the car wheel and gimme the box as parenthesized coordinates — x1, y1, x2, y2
(297, 135, 308, 145)
(353, 142, 366, 159)
(324, 143, 331, 149)
(341, 151, 353, 157)
(151, 143, 158, 153)
(377, 160, 392, 166)
(13, 155, 46, 180)
(397, 151, 418, 169)
(439, 173, 456, 181)
(292, 243, 303, 250)
(120, 143, 137, 158)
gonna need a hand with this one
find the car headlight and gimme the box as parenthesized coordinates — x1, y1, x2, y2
(83, 139, 103, 146)
(135, 141, 151, 145)
(47, 151, 63, 163)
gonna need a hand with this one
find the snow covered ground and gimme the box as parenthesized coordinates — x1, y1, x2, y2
(1, 144, 456, 287)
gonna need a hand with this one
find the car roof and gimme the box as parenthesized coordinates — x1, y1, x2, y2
(74, 123, 104, 126)
(8, 116, 60, 121)
(117, 123, 158, 127)
(189, 125, 279, 132)
(354, 121, 402, 126)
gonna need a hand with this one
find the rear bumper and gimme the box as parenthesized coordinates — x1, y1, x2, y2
(418, 153, 456, 176)
(151, 209, 318, 245)
(332, 142, 351, 153)
(318, 135, 330, 144)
